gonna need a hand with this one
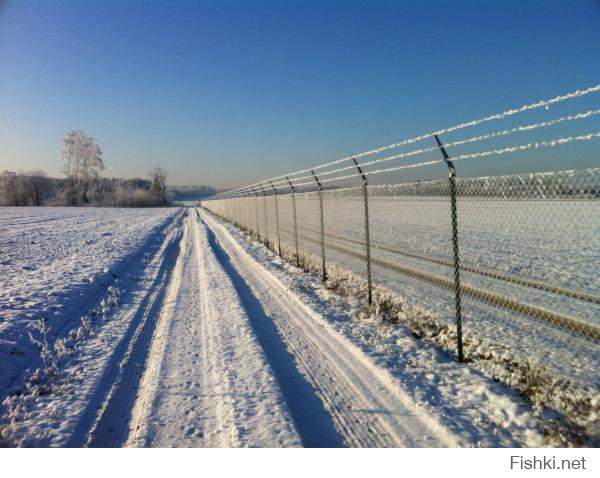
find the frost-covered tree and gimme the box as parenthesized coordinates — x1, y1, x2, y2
(79, 136, 104, 203)
(62, 130, 104, 204)
(0, 170, 55, 206)
(0, 171, 20, 206)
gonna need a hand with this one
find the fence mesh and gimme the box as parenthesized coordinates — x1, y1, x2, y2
(454, 169, 600, 387)
(203, 167, 600, 393)
(323, 187, 367, 280)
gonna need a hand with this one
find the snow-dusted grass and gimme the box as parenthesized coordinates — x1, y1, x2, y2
(357, 285, 600, 446)
(215, 211, 599, 447)
(1, 285, 122, 443)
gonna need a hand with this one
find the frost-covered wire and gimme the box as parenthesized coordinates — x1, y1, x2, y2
(275, 109, 600, 188)
(281, 130, 600, 189)
(261, 108, 600, 189)
(253, 84, 600, 186)
(206, 85, 600, 199)
(361, 130, 600, 182)
(451, 131, 600, 164)
(350, 109, 600, 172)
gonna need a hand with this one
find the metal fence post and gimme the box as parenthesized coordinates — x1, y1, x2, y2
(253, 187, 261, 241)
(240, 195, 246, 230)
(311, 169, 327, 282)
(246, 191, 252, 232)
(286, 176, 300, 268)
(259, 184, 269, 250)
(269, 180, 282, 257)
(235, 197, 240, 227)
(434, 134, 464, 363)
(245, 191, 252, 234)
(352, 158, 373, 305)
(240, 194, 246, 231)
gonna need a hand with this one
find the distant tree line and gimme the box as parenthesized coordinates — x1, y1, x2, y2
(170, 185, 216, 201)
(0, 170, 56, 206)
(0, 129, 214, 207)
(0, 170, 174, 207)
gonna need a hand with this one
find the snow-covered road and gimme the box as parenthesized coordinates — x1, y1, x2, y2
(125, 210, 301, 447)
(118, 209, 458, 447)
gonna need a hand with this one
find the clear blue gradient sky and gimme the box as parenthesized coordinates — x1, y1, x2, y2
(0, 0, 599, 187)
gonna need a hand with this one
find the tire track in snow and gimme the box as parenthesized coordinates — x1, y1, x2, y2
(203, 217, 345, 447)
(68, 212, 187, 447)
(127, 212, 301, 447)
(201, 209, 461, 447)
(0, 209, 181, 405)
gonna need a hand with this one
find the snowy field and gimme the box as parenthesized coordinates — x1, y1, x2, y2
(0, 206, 596, 447)
(0, 207, 180, 402)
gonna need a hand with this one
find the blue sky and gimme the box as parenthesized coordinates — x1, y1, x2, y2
(0, 0, 599, 187)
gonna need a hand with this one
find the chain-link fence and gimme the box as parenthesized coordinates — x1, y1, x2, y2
(201, 84, 600, 396)
(203, 167, 600, 387)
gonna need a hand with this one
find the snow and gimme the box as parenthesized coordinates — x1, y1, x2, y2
(0, 207, 185, 446)
(0, 205, 593, 447)
(201, 211, 459, 447)
(129, 212, 300, 447)
(0, 207, 179, 403)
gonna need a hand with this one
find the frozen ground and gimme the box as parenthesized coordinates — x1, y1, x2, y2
(0, 206, 585, 446)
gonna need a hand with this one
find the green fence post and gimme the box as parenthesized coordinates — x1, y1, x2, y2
(311, 170, 327, 282)
(269, 180, 282, 257)
(252, 187, 261, 241)
(259, 184, 270, 250)
(435, 134, 464, 363)
(286, 176, 300, 268)
(352, 158, 373, 306)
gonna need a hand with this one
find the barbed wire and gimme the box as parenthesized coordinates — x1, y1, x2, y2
(261, 108, 600, 188)
(451, 131, 600, 165)
(208, 84, 600, 199)
(269, 130, 600, 189)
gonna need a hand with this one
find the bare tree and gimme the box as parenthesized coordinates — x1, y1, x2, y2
(149, 167, 168, 206)
(22, 170, 53, 206)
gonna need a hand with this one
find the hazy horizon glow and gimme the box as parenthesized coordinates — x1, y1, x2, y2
(1, 0, 599, 188)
